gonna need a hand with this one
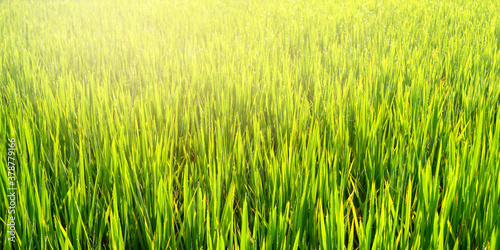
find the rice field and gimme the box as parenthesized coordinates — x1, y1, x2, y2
(1, 0, 500, 249)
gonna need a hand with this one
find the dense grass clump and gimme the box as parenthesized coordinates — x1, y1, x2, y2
(1, 0, 500, 249)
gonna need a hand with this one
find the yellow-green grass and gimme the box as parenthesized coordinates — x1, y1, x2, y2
(1, 0, 500, 249)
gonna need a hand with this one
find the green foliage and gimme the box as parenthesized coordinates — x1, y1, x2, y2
(1, 0, 500, 249)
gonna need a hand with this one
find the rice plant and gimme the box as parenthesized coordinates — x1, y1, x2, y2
(1, 0, 499, 249)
